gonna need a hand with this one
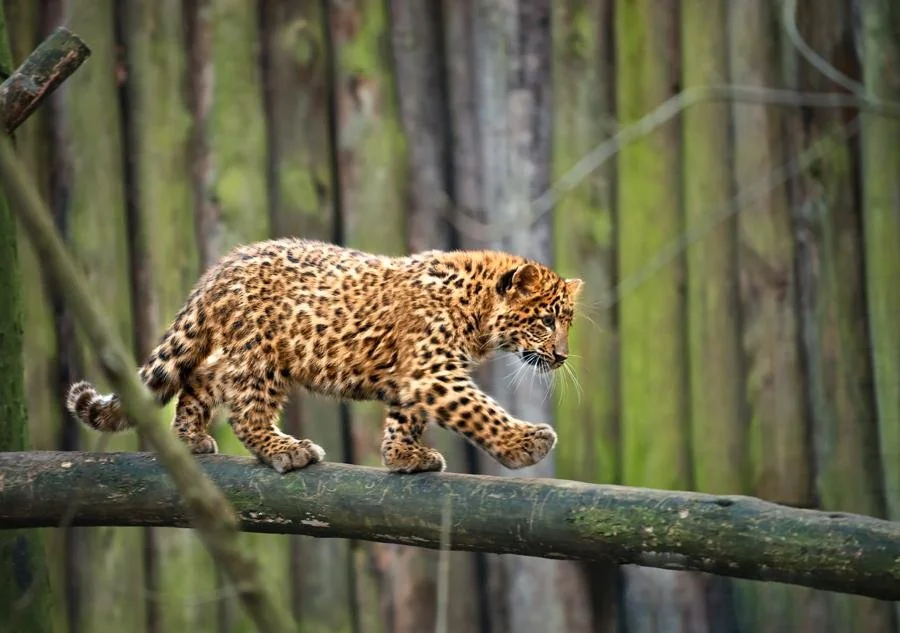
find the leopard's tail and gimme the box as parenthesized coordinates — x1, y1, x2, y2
(65, 381, 132, 432)
(66, 297, 212, 433)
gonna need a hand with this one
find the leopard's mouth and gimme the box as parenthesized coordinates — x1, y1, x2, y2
(519, 350, 555, 372)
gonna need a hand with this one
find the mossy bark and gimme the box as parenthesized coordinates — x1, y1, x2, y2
(0, 7, 55, 632)
(6, 451, 900, 601)
(259, 0, 353, 630)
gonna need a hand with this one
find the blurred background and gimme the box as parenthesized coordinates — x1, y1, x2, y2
(5, 0, 900, 632)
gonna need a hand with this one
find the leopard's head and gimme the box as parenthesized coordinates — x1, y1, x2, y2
(488, 261, 583, 372)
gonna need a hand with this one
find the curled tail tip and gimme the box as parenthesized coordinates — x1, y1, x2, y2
(66, 381, 97, 418)
(64, 380, 130, 432)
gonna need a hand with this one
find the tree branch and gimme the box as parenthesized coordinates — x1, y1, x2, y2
(2, 451, 899, 601)
(0, 27, 91, 134)
(0, 90, 295, 630)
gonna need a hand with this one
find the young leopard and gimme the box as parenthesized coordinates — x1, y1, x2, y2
(65, 238, 582, 474)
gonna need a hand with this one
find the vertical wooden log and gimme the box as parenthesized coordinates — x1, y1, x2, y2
(62, 2, 145, 630)
(616, 0, 712, 630)
(728, 1, 815, 629)
(859, 1, 900, 626)
(860, 0, 900, 521)
(4, 5, 70, 632)
(258, 0, 354, 630)
(207, 1, 292, 630)
(728, 0, 811, 510)
(118, 3, 222, 632)
(442, 2, 494, 630)
(0, 5, 55, 632)
(791, 2, 894, 632)
(680, 2, 747, 629)
(5, 0, 58, 454)
(681, 0, 746, 497)
(552, 1, 620, 631)
(387, 2, 481, 633)
(466, 1, 595, 633)
(327, 1, 406, 630)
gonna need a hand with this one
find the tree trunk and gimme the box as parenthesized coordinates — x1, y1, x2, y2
(0, 6, 54, 630)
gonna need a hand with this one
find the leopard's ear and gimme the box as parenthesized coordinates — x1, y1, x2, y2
(566, 278, 584, 300)
(496, 263, 540, 296)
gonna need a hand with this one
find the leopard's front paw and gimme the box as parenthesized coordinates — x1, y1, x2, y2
(495, 422, 557, 469)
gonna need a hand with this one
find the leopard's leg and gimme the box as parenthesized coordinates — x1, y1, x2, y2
(381, 406, 446, 473)
(171, 366, 220, 454)
(418, 377, 557, 469)
(225, 373, 325, 473)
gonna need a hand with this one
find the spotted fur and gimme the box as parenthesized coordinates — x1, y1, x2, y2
(65, 238, 583, 474)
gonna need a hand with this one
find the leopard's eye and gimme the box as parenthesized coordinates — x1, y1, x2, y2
(540, 315, 555, 328)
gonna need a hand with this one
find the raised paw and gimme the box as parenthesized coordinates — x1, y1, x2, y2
(180, 432, 219, 455)
(265, 438, 326, 474)
(495, 422, 558, 470)
(382, 442, 447, 474)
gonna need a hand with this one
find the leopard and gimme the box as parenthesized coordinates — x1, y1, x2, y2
(65, 238, 583, 474)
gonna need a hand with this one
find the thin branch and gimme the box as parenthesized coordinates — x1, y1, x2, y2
(0, 27, 91, 134)
(781, 0, 867, 96)
(0, 125, 295, 630)
(449, 83, 900, 243)
(2, 451, 899, 601)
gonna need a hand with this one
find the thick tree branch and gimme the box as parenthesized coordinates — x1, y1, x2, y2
(0, 27, 91, 134)
(0, 115, 294, 630)
(2, 451, 899, 601)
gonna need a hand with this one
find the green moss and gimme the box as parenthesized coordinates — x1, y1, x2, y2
(211, 0, 270, 251)
(680, 0, 746, 496)
(860, 0, 900, 524)
(615, 0, 688, 490)
(552, 0, 618, 485)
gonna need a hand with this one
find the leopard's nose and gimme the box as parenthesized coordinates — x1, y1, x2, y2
(553, 351, 567, 365)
